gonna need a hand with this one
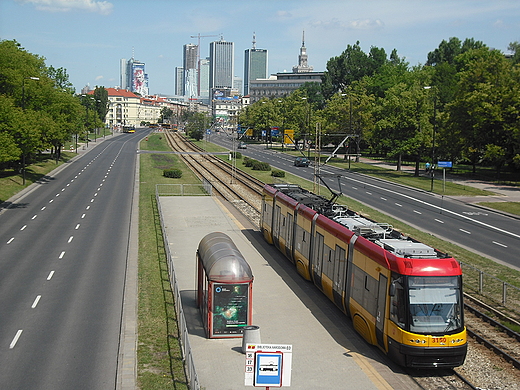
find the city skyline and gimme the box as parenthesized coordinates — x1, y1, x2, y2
(2, 0, 520, 96)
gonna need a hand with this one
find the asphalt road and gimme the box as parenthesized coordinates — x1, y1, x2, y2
(212, 133, 520, 271)
(0, 131, 142, 389)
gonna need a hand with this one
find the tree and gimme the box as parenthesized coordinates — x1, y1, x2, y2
(369, 68, 433, 173)
(316, 79, 375, 157)
(160, 107, 174, 124)
(426, 37, 486, 66)
(297, 82, 325, 109)
(0, 39, 46, 103)
(483, 144, 507, 178)
(321, 42, 391, 99)
(447, 47, 519, 174)
(47, 65, 75, 94)
(93, 86, 109, 122)
(0, 95, 22, 164)
(507, 41, 520, 64)
(184, 111, 209, 141)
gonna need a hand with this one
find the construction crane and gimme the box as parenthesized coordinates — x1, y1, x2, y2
(190, 33, 220, 96)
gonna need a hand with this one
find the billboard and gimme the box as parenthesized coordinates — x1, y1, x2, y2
(212, 283, 249, 335)
(132, 63, 147, 95)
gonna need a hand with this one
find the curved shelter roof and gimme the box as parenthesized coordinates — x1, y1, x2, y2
(198, 232, 253, 283)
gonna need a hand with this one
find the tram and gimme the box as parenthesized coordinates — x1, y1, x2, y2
(261, 183, 467, 368)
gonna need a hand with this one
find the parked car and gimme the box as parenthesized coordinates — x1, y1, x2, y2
(238, 142, 247, 149)
(294, 156, 310, 167)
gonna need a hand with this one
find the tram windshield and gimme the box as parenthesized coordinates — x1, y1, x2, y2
(407, 276, 463, 334)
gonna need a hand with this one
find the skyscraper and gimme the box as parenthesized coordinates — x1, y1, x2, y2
(123, 56, 149, 96)
(183, 43, 198, 98)
(175, 66, 184, 96)
(120, 58, 128, 89)
(244, 33, 268, 95)
(199, 58, 210, 103)
(209, 37, 234, 94)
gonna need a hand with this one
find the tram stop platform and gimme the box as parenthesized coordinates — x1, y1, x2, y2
(158, 195, 420, 390)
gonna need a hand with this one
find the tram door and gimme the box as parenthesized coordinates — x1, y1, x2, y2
(376, 274, 388, 349)
(313, 233, 324, 286)
(333, 246, 347, 310)
(273, 205, 281, 249)
(285, 213, 294, 259)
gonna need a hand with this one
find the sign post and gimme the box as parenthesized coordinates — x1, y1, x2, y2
(437, 161, 452, 193)
(245, 344, 292, 388)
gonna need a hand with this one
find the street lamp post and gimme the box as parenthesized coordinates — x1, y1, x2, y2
(301, 97, 311, 157)
(424, 86, 437, 192)
(277, 100, 285, 152)
(21, 76, 40, 186)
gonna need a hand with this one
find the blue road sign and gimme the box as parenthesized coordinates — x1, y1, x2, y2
(438, 161, 452, 168)
(254, 352, 283, 387)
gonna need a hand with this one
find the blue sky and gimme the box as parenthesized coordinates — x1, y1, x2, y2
(1, 0, 520, 96)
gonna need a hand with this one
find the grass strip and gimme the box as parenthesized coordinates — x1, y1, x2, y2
(0, 152, 75, 203)
(137, 133, 201, 390)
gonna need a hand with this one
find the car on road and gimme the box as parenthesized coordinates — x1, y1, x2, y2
(294, 156, 310, 167)
(238, 142, 247, 149)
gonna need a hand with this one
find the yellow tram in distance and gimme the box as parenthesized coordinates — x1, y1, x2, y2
(261, 183, 467, 368)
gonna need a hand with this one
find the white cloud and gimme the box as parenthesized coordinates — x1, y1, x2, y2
(95, 75, 104, 80)
(310, 18, 385, 31)
(276, 10, 292, 18)
(17, 0, 113, 15)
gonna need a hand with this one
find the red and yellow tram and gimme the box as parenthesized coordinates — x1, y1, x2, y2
(261, 183, 467, 368)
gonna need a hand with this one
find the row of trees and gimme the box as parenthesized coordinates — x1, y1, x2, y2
(238, 38, 520, 176)
(0, 39, 109, 182)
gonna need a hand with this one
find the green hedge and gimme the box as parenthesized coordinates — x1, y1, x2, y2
(163, 169, 183, 178)
(271, 169, 285, 177)
(252, 161, 271, 171)
(243, 157, 256, 167)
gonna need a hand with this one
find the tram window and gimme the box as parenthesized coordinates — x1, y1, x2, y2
(390, 280, 406, 328)
(408, 276, 462, 334)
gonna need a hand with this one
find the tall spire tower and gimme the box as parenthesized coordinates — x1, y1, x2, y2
(292, 30, 313, 73)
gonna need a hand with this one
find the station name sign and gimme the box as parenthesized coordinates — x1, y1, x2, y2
(245, 344, 292, 387)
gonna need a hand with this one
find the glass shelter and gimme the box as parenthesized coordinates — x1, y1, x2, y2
(197, 232, 254, 338)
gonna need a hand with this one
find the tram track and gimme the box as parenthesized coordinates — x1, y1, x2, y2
(163, 131, 520, 389)
(409, 368, 478, 390)
(463, 294, 520, 369)
(163, 130, 262, 226)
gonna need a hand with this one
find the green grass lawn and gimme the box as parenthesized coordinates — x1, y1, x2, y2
(0, 152, 76, 203)
(137, 134, 197, 389)
(476, 201, 520, 215)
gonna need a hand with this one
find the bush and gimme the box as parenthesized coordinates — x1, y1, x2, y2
(271, 169, 285, 177)
(252, 161, 271, 171)
(244, 157, 256, 167)
(231, 151, 242, 159)
(163, 169, 182, 178)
